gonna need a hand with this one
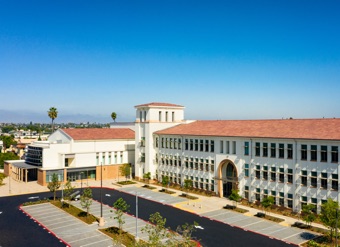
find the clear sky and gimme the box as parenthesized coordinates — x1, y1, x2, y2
(1, 0, 339, 123)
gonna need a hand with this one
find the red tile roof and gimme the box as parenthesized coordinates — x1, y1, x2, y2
(61, 128, 135, 141)
(155, 119, 340, 141)
(135, 102, 184, 108)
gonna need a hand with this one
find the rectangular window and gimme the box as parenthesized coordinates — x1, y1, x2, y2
(287, 193, 293, 208)
(255, 165, 260, 179)
(185, 139, 188, 150)
(169, 138, 173, 149)
(279, 144, 284, 158)
(255, 142, 260, 156)
(311, 145, 317, 161)
(195, 139, 198, 151)
(205, 140, 209, 152)
(301, 170, 307, 186)
(244, 164, 249, 177)
(244, 141, 249, 155)
(155, 137, 159, 148)
(165, 111, 168, 122)
(200, 140, 204, 151)
(226, 141, 230, 154)
(174, 138, 177, 149)
(311, 171, 317, 187)
(301, 144, 307, 160)
(332, 146, 339, 163)
(270, 143, 276, 158)
(255, 188, 260, 201)
(172, 111, 175, 122)
(301, 196, 307, 209)
(287, 168, 293, 183)
(321, 172, 327, 189)
(190, 139, 193, 150)
(263, 143, 268, 157)
(210, 140, 215, 153)
(159, 111, 162, 122)
(232, 141, 236, 154)
(332, 174, 338, 190)
(321, 146, 327, 162)
(263, 166, 268, 180)
(271, 167, 276, 181)
(279, 168, 284, 182)
(220, 140, 224, 153)
(178, 139, 182, 149)
(287, 144, 293, 159)
(165, 138, 168, 148)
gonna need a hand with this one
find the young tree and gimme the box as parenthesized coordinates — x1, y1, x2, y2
(301, 204, 317, 228)
(174, 222, 198, 247)
(0, 173, 7, 185)
(143, 172, 151, 184)
(320, 198, 339, 241)
(141, 212, 172, 246)
(261, 196, 275, 215)
(47, 107, 58, 132)
(112, 198, 130, 234)
(162, 175, 170, 191)
(80, 187, 92, 216)
(47, 173, 61, 201)
(228, 189, 242, 207)
(111, 112, 117, 122)
(63, 180, 74, 200)
(183, 179, 193, 197)
(0, 152, 19, 169)
(119, 163, 131, 181)
(0, 135, 17, 150)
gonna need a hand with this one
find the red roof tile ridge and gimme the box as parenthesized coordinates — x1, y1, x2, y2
(135, 102, 184, 108)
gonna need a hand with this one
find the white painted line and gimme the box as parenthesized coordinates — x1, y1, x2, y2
(80, 238, 112, 246)
(241, 220, 264, 228)
(49, 222, 82, 230)
(68, 233, 102, 243)
(282, 231, 304, 240)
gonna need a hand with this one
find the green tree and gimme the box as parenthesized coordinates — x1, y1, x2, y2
(47, 173, 61, 201)
(301, 204, 317, 228)
(143, 172, 151, 184)
(162, 176, 170, 191)
(141, 212, 172, 246)
(0, 135, 17, 150)
(80, 187, 93, 216)
(0, 152, 19, 169)
(0, 173, 7, 185)
(63, 180, 74, 200)
(174, 222, 198, 247)
(183, 179, 193, 197)
(47, 107, 58, 132)
(320, 198, 339, 241)
(112, 198, 130, 234)
(261, 196, 275, 215)
(111, 112, 117, 122)
(228, 189, 242, 207)
(119, 163, 131, 181)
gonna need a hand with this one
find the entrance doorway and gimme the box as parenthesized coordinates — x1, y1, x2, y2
(217, 159, 238, 198)
(223, 182, 233, 197)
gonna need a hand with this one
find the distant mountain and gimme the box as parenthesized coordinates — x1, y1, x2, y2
(0, 109, 133, 124)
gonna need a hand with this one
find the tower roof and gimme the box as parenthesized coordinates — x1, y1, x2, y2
(135, 102, 184, 108)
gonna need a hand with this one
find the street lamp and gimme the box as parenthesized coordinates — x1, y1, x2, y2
(136, 192, 139, 241)
(80, 172, 84, 194)
(99, 162, 104, 226)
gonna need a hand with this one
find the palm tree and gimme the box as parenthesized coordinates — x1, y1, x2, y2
(48, 107, 58, 132)
(111, 112, 117, 122)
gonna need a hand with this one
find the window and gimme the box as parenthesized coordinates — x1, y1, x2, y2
(165, 111, 168, 122)
(178, 139, 182, 149)
(321, 172, 327, 189)
(279, 144, 284, 158)
(172, 111, 175, 122)
(332, 174, 338, 190)
(310, 171, 317, 187)
(144, 111, 147, 121)
(332, 146, 339, 163)
(205, 140, 209, 152)
(263, 189, 268, 198)
(169, 138, 173, 149)
(311, 145, 317, 161)
(263, 166, 268, 180)
(155, 137, 159, 148)
(311, 198, 317, 213)
(263, 143, 268, 157)
(279, 192, 284, 206)
(174, 138, 177, 149)
(165, 138, 168, 148)
(244, 164, 249, 177)
(244, 142, 249, 155)
(255, 188, 260, 201)
(232, 141, 236, 154)
(270, 167, 276, 181)
(210, 140, 214, 152)
(255, 165, 260, 179)
(270, 143, 276, 158)
(200, 140, 204, 151)
(287, 168, 293, 183)
(301, 196, 307, 209)
(190, 139, 193, 150)
(301, 144, 307, 160)
(279, 168, 284, 182)
(159, 111, 162, 122)
(255, 142, 260, 156)
(195, 139, 198, 151)
(287, 194, 293, 208)
(220, 140, 224, 153)
(244, 186, 249, 199)
(287, 144, 293, 159)
(139, 111, 143, 122)
(185, 139, 188, 150)
(226, 141, 230, 154)
(321, 146, 327, 162)
(301, 170, 307, 186)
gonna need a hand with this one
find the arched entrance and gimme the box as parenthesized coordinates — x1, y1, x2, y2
(217, 160, 238, 198)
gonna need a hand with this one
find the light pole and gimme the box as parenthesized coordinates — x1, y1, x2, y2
(80, 172, 83, 194)
(99, 162, 104, 226)
(136, 191, 139, 241)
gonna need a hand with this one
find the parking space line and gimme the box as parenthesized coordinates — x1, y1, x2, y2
(67, 233, 103, 243)
(80, 238, 112, 246)
(240, 219, 264, 228)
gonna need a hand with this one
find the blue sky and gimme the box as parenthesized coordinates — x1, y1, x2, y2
(1, 0, 339, 123)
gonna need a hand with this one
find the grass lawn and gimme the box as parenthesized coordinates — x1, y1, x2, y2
(99, 226, 141, 246)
